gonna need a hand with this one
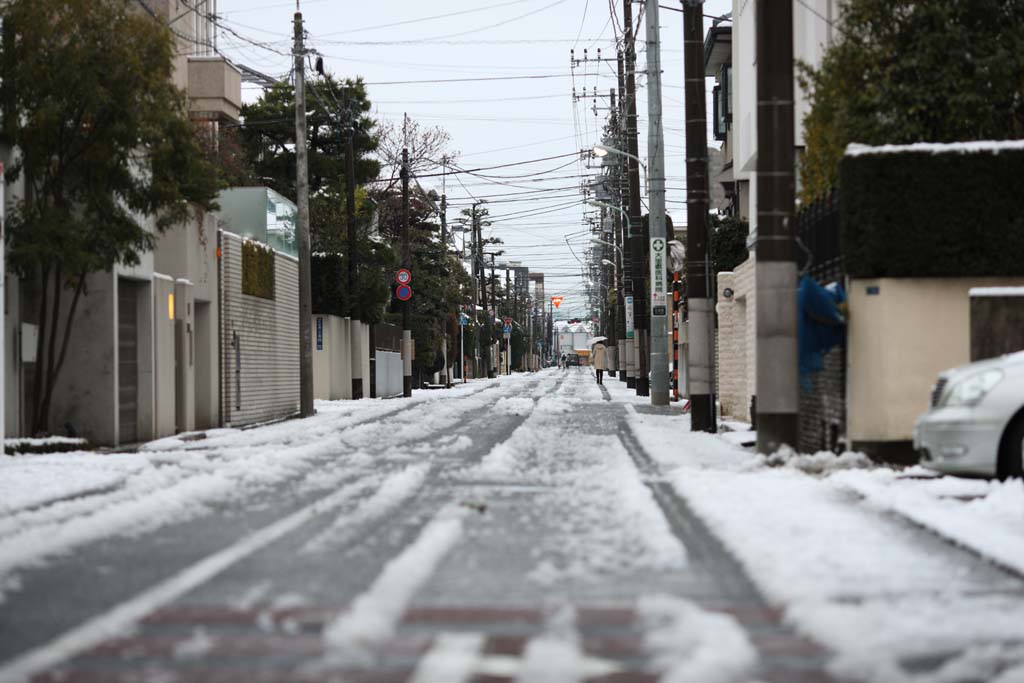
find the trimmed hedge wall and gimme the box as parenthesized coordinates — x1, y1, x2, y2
(242, 240, 275, 299)
(839, 146, 1024, 278)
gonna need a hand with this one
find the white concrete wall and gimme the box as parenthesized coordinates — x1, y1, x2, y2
(376, 351, 403, 398)
(220, 231, 300, 427)
(715, 256, 757, 420)
(312, 314, 353, 401)
(847, 277, 1024, 444)
(153, 275, 177, 438)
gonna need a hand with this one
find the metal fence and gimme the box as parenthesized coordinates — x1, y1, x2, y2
(796, 189, 846, 454)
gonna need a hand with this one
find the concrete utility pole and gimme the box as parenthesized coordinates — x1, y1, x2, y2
(623, 0, 648, 396)
(489, 253, 497, 378)
(293, 10, 314, 417)
(343, 87, 361, 399)
(683, 0, 716, 430)
(475, 206, 492, 379)
(400, 147, 412, 398)
(645, 0, 670, 406)
(755, 0, 799, 452)
(440, 193, 450, 387)
(0, 161, 5, 447)
(614, 52, 630, 385)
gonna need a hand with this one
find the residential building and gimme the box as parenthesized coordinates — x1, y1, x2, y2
(2, 1, 241, 444)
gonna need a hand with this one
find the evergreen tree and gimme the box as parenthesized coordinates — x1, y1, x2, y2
(799, 0, 1024, 203)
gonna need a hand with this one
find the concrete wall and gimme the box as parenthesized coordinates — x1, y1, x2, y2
(847, 277, 1024, 448)
(154, 212, 220, 430)
(312, 314, 352, 400)
(153, 275, 177, 439)
(47, 271, 156, 447)
(220, 231, 300, 427)
(715, 255, 757, 421)
(376, 351, 403, 398)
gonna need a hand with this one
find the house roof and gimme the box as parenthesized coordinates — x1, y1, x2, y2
(704, 25, 732, 76)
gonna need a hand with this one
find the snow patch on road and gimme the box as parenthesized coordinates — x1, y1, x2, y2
(173, 627, 214, 660)
(492, 396, 535, 415)
(320, 505, 469, 664)
(526, 435, 686, 584)
(303, 464, 430, 553)
(638, 594, 757, 683)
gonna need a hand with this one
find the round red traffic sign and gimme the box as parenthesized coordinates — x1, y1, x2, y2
(396, 284, 413, 301)
(396, 268, 412, 285)
(503, 317, 513, 325)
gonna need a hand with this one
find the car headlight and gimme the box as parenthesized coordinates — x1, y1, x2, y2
(943, 369, 1004, 407)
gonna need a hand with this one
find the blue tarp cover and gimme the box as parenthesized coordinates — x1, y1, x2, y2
(798, 276, 846, 389)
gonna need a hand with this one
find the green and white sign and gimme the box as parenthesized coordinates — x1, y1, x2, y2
(650, 237, 667, 316)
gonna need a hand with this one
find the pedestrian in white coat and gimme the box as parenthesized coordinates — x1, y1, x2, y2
(592, 342, 607, 385)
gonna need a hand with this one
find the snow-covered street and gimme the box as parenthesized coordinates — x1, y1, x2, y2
(2, 369, 1024, 682)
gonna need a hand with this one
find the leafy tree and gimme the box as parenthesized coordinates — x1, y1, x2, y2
(710, 214, 749, 274)
(0, 0, 220, 433)
(377, 189, 471, 376)
(799, 0, 1024, 202)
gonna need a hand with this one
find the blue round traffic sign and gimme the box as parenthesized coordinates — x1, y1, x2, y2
(396, 284, 413, 301)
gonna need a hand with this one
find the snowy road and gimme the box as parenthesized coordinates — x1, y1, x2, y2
(1, 369, 1023, 682)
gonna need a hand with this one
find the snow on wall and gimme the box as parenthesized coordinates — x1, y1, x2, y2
(846, 140, 1024, 157)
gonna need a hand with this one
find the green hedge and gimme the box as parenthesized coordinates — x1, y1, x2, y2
(840, 145, 1024, 278)
(242, 240, 275, 299)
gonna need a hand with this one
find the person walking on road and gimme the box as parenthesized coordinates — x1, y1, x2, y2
(560, 352, 567, 370)
(592, 341, 607, 385)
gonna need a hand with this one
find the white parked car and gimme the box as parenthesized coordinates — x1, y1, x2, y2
(915, 351, 1024, 478)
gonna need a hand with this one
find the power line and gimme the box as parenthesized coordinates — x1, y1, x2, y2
(318, 0, 539, 36)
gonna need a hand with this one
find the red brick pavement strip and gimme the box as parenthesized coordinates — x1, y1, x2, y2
(36, 602, 835, 683)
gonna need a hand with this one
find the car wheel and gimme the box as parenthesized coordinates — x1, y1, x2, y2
(996, 414, 1024, 481)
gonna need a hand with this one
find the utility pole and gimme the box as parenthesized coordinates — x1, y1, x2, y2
(623, 0, 647, 396)
(489, 253, 497, 378)
(343, 88, 357, 305)
(0, 161, 5, 448)
(645, 0, 670, 406)
(683, 0, 715, 429)
(343, 86, 361, 399)
(293, 9, 314, 417)
(440, 193, 450, 387)
(475, 206, 492, 379)
(617, 49, 634, 387)
(400, 147, 412, 398)
(755, 0, 798, 451)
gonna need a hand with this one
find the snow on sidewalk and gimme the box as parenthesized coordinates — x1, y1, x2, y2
(831, 467, 1024, 579)
(623, 404, 1024, 682)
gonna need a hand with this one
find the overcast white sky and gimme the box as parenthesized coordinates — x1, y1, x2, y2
(214, 0, 731, 317)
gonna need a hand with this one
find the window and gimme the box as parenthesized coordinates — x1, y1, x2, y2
(713, 65, 732, 141)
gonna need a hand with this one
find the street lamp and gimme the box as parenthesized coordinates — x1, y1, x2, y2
(592, 143, 648, 191)
(585, 199, 631, 231)
(591, 236, 622, 255)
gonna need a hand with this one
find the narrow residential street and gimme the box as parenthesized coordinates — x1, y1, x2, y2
(2, 370, 1024, 682)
